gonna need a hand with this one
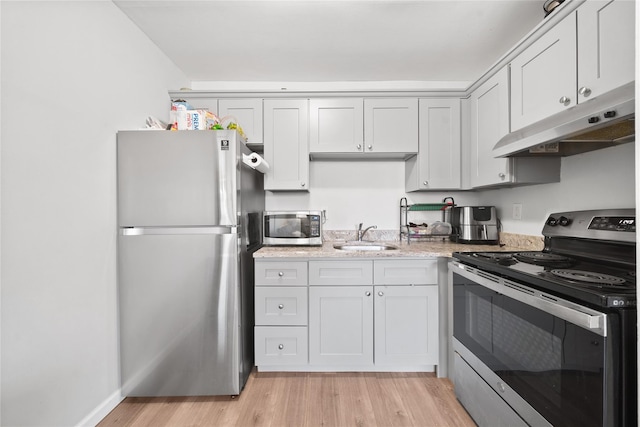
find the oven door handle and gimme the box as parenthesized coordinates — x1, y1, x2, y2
(451, 262, 607, 337)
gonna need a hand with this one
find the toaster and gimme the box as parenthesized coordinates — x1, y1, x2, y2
(449, 206, 500, 244)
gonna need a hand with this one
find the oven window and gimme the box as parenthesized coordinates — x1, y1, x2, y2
(264, 214, 311, 238)
(453, 275, 606, 427)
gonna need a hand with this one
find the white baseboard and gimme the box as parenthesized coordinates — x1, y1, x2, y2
(75, 389, 124, 427)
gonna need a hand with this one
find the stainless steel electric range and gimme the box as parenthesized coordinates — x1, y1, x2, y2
(450, 209, 636, 427)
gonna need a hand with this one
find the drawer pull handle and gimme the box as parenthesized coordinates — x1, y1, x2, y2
(365, 291, 371, 297)
(278, 271, 284, 277)
(278, 304, 284, 309)
(378, 291, 384, 297)
(278, 344, 284, 350)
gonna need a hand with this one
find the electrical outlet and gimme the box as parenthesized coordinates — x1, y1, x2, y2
(512, 203, 523, 220)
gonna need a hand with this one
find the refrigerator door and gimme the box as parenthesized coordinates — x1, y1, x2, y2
(118, 229, 241, 396)
(117, 130, 239, 227)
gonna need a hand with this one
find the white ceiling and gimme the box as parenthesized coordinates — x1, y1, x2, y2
(114, 0, 547, 86)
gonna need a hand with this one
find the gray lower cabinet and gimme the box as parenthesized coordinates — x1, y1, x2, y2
(254, 261, 309, 367)
(255, 258, 439, 372)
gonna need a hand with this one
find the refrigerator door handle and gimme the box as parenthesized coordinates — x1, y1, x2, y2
(121, 226, 237, 236)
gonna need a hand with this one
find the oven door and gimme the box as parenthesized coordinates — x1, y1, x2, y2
(451, 262, 621, 427)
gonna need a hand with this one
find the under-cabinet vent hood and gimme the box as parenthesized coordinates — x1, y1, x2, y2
(493, 82, 635, 158)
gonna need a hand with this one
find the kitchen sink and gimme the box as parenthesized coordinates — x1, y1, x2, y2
(333, 243, 398, 251)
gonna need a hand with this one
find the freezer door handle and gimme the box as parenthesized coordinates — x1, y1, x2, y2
(121, 226, 237, 236)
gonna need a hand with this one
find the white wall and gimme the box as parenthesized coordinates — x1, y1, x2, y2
(266, 160, 481, 231)
(478, 143, 636, 235)
(1, 2, 188, 426)
(267, 143, 635, 237)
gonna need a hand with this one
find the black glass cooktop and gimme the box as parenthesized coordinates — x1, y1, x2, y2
(453, 251, 636, 309)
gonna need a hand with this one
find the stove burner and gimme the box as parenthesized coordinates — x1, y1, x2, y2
(475, 253, 514, 260)
(514, 252, 574, 266)
(550, 269, 627, 285)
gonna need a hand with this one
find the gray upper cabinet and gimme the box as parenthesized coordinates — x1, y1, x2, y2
(576, 0, 636, 101)
(406, 98, 461, 191)
(176, 97, 218, 114)
(510, 14, 577, 131)
(468, 67, 561, 189)
(511, 0, 635, 131)
(263, 99, 310, 191)
(310, 97, 418, 158)
(218, 99, 263, 145)
(309, 98, 364, 154)
(364, 98, 419, 157)
(468, 67, 512, 187)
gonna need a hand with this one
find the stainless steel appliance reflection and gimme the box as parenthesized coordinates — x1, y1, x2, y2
(451, 209, 636, 427)
(117, 130, 264, 396)
(449, 206, 499, 244)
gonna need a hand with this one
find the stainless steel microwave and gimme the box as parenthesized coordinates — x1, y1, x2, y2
(263, 211, 323, 246)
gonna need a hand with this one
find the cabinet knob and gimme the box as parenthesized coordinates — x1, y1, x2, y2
(498, 172, 506, 179)
(278, 271, 284, 277)
(300, 182, 306, 187)
(378, 291, 384, 297)
(559, 96, 571, 106)
(356, 144, 362, 150)
(422, 181, 428, 186)
(278, 304, 284, 309)
(365, 291, 371, 297)
(278, 344, 284, 350)
(367, 145, 373, 151)
(578, 87, 592, 97)
(497, 382, 506, 393)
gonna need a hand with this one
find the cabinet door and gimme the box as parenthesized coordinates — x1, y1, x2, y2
(309, 286, 374, 366)
(374, 285, 438, 365)
(510, 14, 577, 131)
(364, 98, 418, 154)
(263, 99, 309, 191)
(577, 0, 635, 101)
(218, 99, 263, 145)
(309, 98, 364, 153)
(469, 67, 512, 188)
(406, 99, 461, 191)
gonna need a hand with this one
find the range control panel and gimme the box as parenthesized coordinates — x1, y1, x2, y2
(542, 209, 635, 243)
(588, 216, 636, 232)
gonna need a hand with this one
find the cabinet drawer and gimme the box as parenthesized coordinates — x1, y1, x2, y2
(255, 261, 308, 286)
(309, 260, 373, 286)
(374, 259, 437, 285)
(454, 352, 527, 426)
(255, 287, 308, 326)
(255, 326, 308, 366)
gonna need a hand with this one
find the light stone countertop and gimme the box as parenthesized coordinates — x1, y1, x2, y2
(254, 239, 525, 259)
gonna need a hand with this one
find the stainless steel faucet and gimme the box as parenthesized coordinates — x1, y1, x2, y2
(357, 223, 377, 241)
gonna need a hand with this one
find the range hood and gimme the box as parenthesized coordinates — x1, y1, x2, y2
(493, 82, 635, 158)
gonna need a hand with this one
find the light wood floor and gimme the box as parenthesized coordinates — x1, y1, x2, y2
(98, 371, 476, 427)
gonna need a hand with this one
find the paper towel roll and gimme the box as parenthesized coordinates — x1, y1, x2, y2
(242, 153, 270, 173)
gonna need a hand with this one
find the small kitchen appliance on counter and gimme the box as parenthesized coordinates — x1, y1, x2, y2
(449, 206, 499, 244)
(451, 209, 636, 427)
(263, 211, 323, 246)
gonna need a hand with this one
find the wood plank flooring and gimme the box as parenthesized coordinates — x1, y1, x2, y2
(98, 371, 475, 427)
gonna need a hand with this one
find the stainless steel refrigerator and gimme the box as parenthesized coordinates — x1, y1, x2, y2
(117, 130, 264, 396)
